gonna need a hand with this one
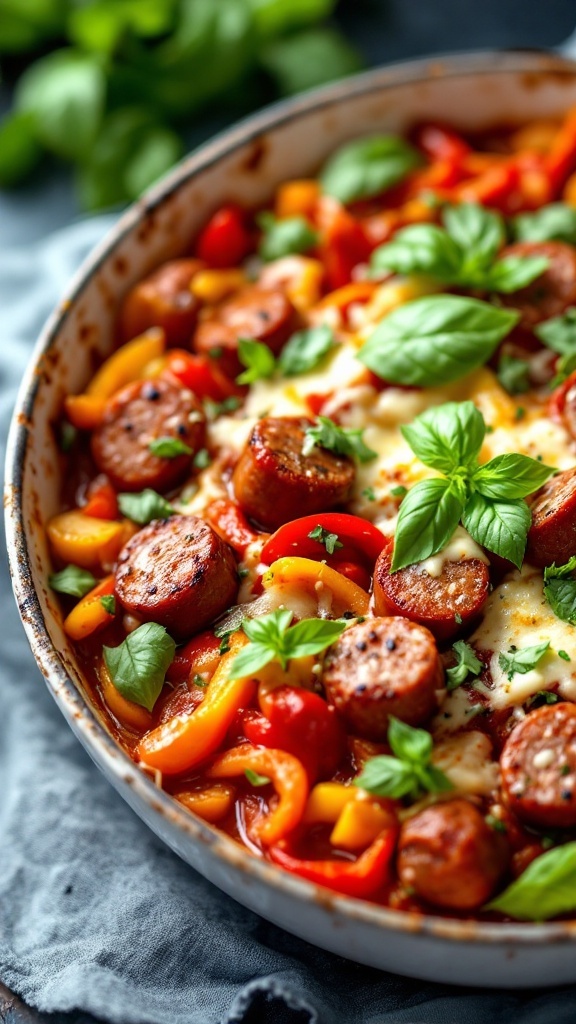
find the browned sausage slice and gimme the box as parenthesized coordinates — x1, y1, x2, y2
(526, 467, 576, 568)
(91, 378, 206, 493)
(194, 285, 298, 378)
(373, 543, 490, 642)
(119, 258, 203, 346)
(232, 416, 355, 530)
(115, 515, 239, 641)
(500, 241, 576, 329)
(397, 799, 508, 910)
(501, 702, 576, 828)
(322, 616, 443, 740)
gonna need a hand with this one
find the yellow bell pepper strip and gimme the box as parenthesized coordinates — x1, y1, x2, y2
(303, 782, 357, 825)
(330, 795, 396, 852)
(262, 556, 369, 618)
(207, 745, 308, 845)
(86, 327, 165, 399)
(190, 269, 246, 304)
(269, 828, 398, 898)
(63, 574, 116, 641)
(136, 635, 255, 775)
(175, 783, 236, 824)
(275, 179, 320, 220)
(64, 393, 106, 430)
(100, 660, 152, 732)
(47, 510, 127, 570)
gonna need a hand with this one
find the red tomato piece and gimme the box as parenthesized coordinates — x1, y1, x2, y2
(413, 123, 471, 164)
(82, 478, 118, 520)
(163, 349, 239, 401)
(207, 498, 261, 556)
(196, 204, 252, 268)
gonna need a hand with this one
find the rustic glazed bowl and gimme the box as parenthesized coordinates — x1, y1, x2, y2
(7, 50, 576, 988)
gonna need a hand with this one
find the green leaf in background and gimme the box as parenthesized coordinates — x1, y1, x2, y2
(68, 0, 178, 55)
(0, 110, 42, 187)
(259, 26, 363, 96)
(247, 0, 336, 37)
(257, 211, 318, 262)
(512, 203, 576, 245)
(16, 48, 106, 162)
(320, 133, 422, 204)
(0, 0, 67, 54)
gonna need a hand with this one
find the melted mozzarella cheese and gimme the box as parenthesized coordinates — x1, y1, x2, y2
(432, 731, 499, 795)
(418, 526, 489, 577)
(471, 567, 576, 708)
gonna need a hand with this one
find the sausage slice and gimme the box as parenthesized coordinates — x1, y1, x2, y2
(500, 241, 576, 329)
(397, 799, 508, 910)
(194, 285, 297, 377)
(373, 543, 490, 642)
(501, 702, 576, 828)
(115, 515, 239, 641)
(119, 258, 202, 345)
(322, 616, 443, 740)
(232, 416, 355, 530)
(91, 378, 206, 493)
(526, 467, 576, 568)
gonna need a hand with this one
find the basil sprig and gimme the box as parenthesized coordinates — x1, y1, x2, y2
(357, 295, 519, 388)
(498, 642, 550, 680)
(103, 622, 175, 712)
(486, 842, 576, 920)
(512, 203, 576, 245)
(148, 436, 193, 458)
(308, 525, 343, 554)
(320, 134, 421, 204)
(257, 211, 318, 262)
(302, 415, 376, 463)
(237, 326, 336, 384)
(535, 307, 576, 384)
(544, 556, 576, 625)
(392, 400, 555, 571)
(370, 203, 548, 292)
(446, 641, 483, 691)
(354, 716, 452, 800)
(49, 564, 97, 598)
(118, 489, 174, 525)
(227, 609, 346, 680)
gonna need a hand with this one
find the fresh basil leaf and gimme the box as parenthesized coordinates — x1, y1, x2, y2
(148, 436, 193, 458)
(236, 337, 276, 385)
(257, 212, 318, 262)
(49, 565, 97, 598)
(244, 608, 294, 646)
(388, 715, 432, 763)
(260, 26, 362, 96)
(512, 204, 576, 245)
(278, 325, 335, 377)
(358, 295, 518, 387)
(472, 454, 555, 500)
(485, 254, 548, 294)
(415, 763, 455, 794)
(442, 203, 504, 264)
(118, 489, 174, 525)
(354, 755, 419, 799)
(400, 400, 486, 475)
(544, 556, 576, 625)
(193, 448, 210, 470)
(103, 622, 175, 712)
(535, 307, 576, 356)
(225, 640, 276, 680)
(302, 416, 376, 463)
(229, 610, 344, 677)
(498, 642, 550, 680)
(320, 134, 421, 204)
(496, 354, 531, 395)
(307, 525, 343, 555)
(370, 224, 462, 280)
(446, 640, 483, 690)
(462, 493, 531, 569)
(0, 110, 42, 188)
(204, 395, 243, 419)
(391, 477, 466, 572)
(245, 768, 271, 787)
(100, 594, 116, 615)
(16, 49, 105, 161)
(282, 617, 346, 660)
(486, 842, 576, 920)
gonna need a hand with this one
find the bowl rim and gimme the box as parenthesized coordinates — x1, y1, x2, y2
(7, 47, 576, 948)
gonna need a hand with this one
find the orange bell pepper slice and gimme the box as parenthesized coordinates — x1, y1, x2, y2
(137, 635, 255, 775)
(275, 179, 320, 221)
(86, 328, 165, 400)
(64, 394, 106, 430)
(175, 783, 236, 823)
(63, 575, 116, 641)
(99, 659, 152, 732)
(269, 828, 397, 898)
(208, 745, 309, 845)
(47, 510, 127, 570)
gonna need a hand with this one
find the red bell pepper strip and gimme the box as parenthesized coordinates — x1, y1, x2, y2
(166, 630, 222, 684)
(328, 558, 371, 592)
(318, 200, 372, 289)
(548, 369, 576, 426)
(269, 828, 398, 899)
(413, 123, 471, 165)
(196, 204, 253, 268)
(82, 479, 118, 520)
(544, 108, 576, 195)
(243, 686, 347, 782)
(207, 498, 261, 556)
(261, 513, 385, 569)
(163, 349, 239, 401)
(453, 162, 518, 210)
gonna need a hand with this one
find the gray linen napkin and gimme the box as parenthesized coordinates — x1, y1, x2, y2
(2, 218, 576, 1024)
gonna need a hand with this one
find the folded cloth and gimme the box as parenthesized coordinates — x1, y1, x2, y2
(2, 219, 576, 1024)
